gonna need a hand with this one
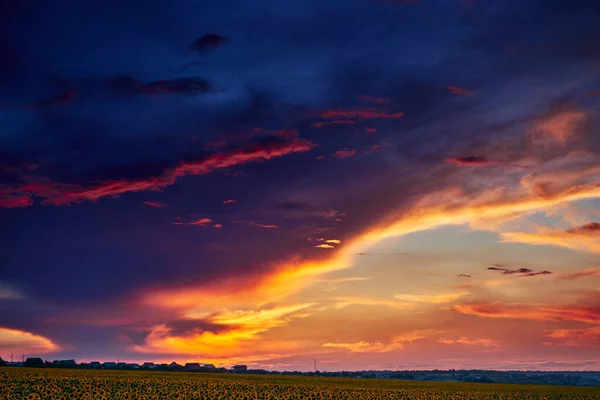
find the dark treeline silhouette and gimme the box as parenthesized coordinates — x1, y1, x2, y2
(2, 359, 600, 386)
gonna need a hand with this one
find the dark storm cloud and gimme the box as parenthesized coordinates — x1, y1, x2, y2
(107, 75, 212, 97)
(190, 33, 230, 54)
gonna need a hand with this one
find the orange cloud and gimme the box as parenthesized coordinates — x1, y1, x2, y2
(545, 326, 600, 347)
(559, 268, 600, 280)
(323, 330, 434, 353)
(500, 223, 600, 253)
(0, 139, 315, 208)
(132, 303, 315, 360)
(332, 296, 413, 310)
(448, 86, 472, 95)
(438, 337, 500, 347)
(325, 239, 341, 244)
(0, 327, 61, 355)
(315, 244, 335, 249)
(453, 302, 600, 324)
(394, 292, 469, 304)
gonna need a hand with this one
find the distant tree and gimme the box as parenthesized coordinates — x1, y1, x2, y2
(0, 357, 6, 366)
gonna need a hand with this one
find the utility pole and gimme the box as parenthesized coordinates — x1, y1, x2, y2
(10, 354, 13, 362)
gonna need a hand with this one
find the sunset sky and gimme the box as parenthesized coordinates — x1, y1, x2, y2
(1, 0, 599, 371)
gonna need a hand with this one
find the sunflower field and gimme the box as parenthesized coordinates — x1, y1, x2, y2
(1, 367, 599, 400)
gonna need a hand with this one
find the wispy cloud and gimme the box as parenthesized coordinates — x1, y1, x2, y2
(323, 330, 434, 353)
(501, 223, 600, 254)
(333, 149, 356, 159)
(438, 337, 500, 347)
(0, 139, 315, 208)
(144, 201, 167, 208)
(173, 217, 213, 227)
(448, 86, 473, 95)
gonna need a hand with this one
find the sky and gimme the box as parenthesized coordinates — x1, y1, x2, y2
(0, 0, 599, 371)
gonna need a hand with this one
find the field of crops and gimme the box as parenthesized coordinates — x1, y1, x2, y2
(1, 367, 599, 400)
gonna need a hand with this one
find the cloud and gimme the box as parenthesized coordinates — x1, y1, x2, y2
(394, 292, 468, 304)
(529, 110, 587, 146)
(233, 220, 278, 229)
(323, 330, 433, 353)
(310, 120, 356, 128)
(23, 89, 76, 110)
(448, 86, 473, 95)
(223, 199, 237, 204)
(108, 75, 212, 96)
(559, 268, 600, 280)
(0, 327, 61, 354)
(0, 283, 24, 300)
(357, 95, 391, 104)
(444, 157, 531, 169)
(438, 337, 500, 347)
(333, 149, 356, 159)
(213, 224, 223, 229)
(453, 301, 600, 324)
(325, 239, 341, 244)
(365, 128, 377, 134)
(332, 296, 413, 310)
(143, 201, 167, 208)
(321, 108, 404, 120)
(132, 303, 314, 359)
(173, 217, 213, 227)
(315, 244, 335, 249)
(545, 326, 600, 348)
(500, 223, 600, 254)
(0, 139, 315, 208)
(458, 274, 471, 278)
(190, 33, 230, 53)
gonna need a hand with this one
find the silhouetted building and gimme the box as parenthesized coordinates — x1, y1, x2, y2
(24, 358, 44, 368)
(102, 362, 117, 369)
(90, 361, 101, 369)
(53, 359, 77, 367)
(142, 362, 156, 369)
(184, 362, 201, 372)
(232, 365, 248, 373)
(203, 363, 217, 371)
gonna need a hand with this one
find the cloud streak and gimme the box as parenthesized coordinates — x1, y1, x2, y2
(0, 139, 315, 208)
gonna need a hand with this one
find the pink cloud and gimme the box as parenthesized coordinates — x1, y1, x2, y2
(448, 86, 473, 96)
(333, 149, 356, 159)
(0, 139, 315, 208)
(233, 220, 279, 229)
(224, 199, 237, 204)
(144, 201, 167, 208)
(173, 217, 213, 227)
